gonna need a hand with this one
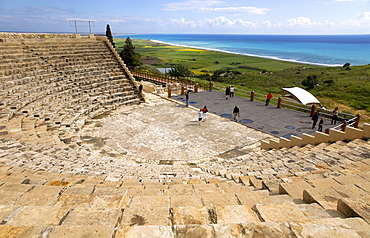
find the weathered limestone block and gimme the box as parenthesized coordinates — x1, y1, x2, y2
(210, 223, 244, 238)
(49, 225, 115, 238)
(165, 184, 195, 196)
(338, 197, 370, 223)
(116, 225, 174, 238)
(237, 190, 272, 208)
(172, 206, 210, 225)
(255, 203, 308, 222)
(170, 195, 203, 207)
(303, 187, 343, 210)
(175, 224, 214, 238)
(216, 205, 260, 224)
(15, 185, 63, 206)
(279, 180, 313, 200)
(201, 194, 239, 207)
(121, 206, 171, 226)
(241, 221, 295, 237)
(297, 203, 333, 220)
(6, 206, 69, 226)
(289, 219, 363, 238)
(62, 207, 121, 226)
(0, 225, 47, 238)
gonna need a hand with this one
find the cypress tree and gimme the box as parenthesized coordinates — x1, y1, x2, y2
(106, 24, 115, 48)
(119, 37, 142, 68)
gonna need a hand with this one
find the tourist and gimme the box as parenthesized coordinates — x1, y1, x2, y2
(233, 105, 240, 122)
(230, 86, 235, 97)
(198, 109, 203, 125)
(138, 84, 143, 93)
(185, 91, 189, 107)
(318, 119, 325, 132)
(312, 110, 320, 129)
(265, 92, 273, 106)
(202, 106, 208, 122)
(331, 107, 339, 124)
(225, 86, 230, 100)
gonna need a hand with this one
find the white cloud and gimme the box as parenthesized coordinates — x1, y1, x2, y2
(163, 0, 223, 11)
(163, 0, 269, 15)
(210, 7, 269, 15)
(171, 16, 255, 28)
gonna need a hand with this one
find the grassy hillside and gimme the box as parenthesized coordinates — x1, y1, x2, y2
(114, 38, 370, 120)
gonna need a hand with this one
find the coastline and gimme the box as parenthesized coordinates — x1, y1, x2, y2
(116, 34, 370, 67)
(149, 39, 340, 67)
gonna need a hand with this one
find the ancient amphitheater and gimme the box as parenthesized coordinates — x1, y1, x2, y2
(0, 33, 369, 238)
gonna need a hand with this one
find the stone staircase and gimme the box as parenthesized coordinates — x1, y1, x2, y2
(0, 33, 144, 147)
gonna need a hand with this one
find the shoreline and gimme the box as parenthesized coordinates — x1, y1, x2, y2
(149, 39, 341, 67)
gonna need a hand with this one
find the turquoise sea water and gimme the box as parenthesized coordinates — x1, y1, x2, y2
(116, 34, 370, 66)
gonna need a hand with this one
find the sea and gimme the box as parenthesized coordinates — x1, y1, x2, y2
(116, 34, 370, 67)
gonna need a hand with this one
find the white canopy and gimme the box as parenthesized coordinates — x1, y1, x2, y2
(281, 87, 322, 106)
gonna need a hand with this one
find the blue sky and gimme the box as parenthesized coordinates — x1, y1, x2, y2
(1, 0, 369, 34)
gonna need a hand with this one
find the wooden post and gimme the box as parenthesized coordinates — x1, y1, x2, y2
(341, 120, 348, 132)
(277, 97, 282, 108)
(250, 91, 254, 101)
(310, 105, 316, 117)
(194, 83, 198, 93)
(181, 86, 185, 95)
(168, 87, 171, 98)
(354, 114, 361, 128)
(209, 81, 213, 91)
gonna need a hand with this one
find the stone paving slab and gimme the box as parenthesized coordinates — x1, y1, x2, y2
(6, 206, 68, 227)
(49, 225, 115, 238)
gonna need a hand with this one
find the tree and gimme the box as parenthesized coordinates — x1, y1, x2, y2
(167, 65, 192, 77)
(105, 24, 115, 48)
(119, 37, 143, 68)
(302, 74, 318, 90)
(343, 62, 351, 70)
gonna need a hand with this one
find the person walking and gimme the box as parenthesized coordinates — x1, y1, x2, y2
(233, 105, 240, 122)
(225, 86, 230, 100)
(312, 110, 320, 129)
(265, 92, 273, 106)
(198, 109, 203, 125)
(202, 106, 208, 122)
(185, 91, 189, 107)
(230, 86, 235, 97)
(331, 107, 339, 124)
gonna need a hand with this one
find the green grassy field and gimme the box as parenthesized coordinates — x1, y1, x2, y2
(114, 38, 370, 120)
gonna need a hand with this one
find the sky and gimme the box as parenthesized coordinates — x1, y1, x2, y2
(0, 0, 369, 35)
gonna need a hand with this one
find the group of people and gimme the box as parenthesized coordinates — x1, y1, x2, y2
(198, 106, 208, 125)
(311, 107, 340, 132)
(225, 86, 235, 100)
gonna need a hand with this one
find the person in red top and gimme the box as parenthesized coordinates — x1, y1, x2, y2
(265, 93, 273, 106)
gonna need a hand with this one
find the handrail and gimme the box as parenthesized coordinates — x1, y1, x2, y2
(132, 70, 209, 90)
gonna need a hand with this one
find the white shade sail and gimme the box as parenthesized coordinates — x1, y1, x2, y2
(281, 87, 321, 106)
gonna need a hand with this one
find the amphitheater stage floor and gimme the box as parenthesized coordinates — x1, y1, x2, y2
(172, 90, 324, 139)
(96, 93, 271, 163)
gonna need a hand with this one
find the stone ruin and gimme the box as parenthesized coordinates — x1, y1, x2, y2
(0, 33, 369, 237)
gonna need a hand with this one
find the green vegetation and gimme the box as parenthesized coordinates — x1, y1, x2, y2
(114, 38, 370, 120)
(105, 25, 115, 48)
(118, 37, 143, 68)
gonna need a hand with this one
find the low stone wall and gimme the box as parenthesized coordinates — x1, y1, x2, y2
(261, 123, 370, 150)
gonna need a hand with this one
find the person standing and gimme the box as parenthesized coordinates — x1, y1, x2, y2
(312, 110, 320, 129)
(233, 105, 240, 122)
(230, 86, 235, 97)
(318, 119, 324, 132)
(225, 86, 230, 100)
(185, 91, 189, 107)
(331, 107, 339, 124)
(265, 93, 273, 106)
(202, 106, 208, 122)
